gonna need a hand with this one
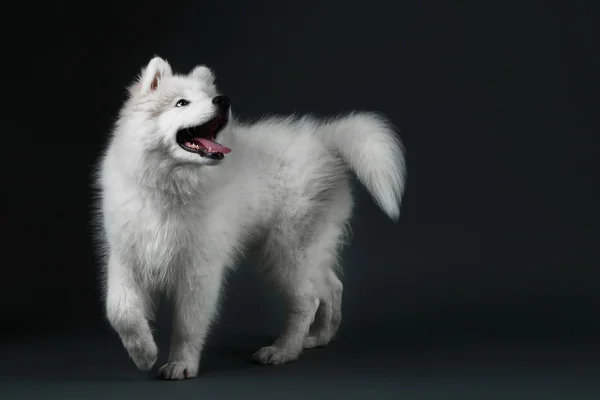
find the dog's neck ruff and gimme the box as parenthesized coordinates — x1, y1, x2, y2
(133, 152, 213, 203)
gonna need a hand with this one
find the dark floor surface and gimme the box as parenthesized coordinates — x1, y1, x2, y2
(2, 326, 600, 400)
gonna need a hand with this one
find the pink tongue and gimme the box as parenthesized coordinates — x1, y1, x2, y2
(196, 138, 231, 154)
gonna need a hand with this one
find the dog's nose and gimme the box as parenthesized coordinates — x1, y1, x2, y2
(212, 95, 231, 111)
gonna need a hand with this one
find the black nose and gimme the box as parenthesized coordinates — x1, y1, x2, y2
(212, 95, 230, 110)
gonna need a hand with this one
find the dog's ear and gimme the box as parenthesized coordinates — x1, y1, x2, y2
(190, 65, 215, 85)
(139, 56, 172, 94)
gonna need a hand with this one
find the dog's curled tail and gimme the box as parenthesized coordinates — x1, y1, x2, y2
(317, 112, 406, 221)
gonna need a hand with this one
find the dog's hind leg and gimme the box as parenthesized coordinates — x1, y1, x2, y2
(252, 257, 320, 365)
(253, 219, 347, 365)
(303, 266, 343, 349)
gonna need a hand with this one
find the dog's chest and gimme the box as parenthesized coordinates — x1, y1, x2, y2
(121, 201, 202, 270)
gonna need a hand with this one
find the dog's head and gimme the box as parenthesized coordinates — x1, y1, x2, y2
(121, 56, 232, 167)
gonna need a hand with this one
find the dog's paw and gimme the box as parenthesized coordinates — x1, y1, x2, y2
(122, 335, 158, 372)
(158, 361, 198, 380)
(252, 346, 300, 365)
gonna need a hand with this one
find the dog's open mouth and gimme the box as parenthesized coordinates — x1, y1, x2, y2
(176, 115, 231, 160)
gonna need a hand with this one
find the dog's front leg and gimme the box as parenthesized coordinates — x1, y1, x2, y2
(105, 253, 158, 371)
(158, 262, 225, 380)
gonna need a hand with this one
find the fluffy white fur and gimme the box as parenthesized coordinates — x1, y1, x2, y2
(94, 56, 406, 380)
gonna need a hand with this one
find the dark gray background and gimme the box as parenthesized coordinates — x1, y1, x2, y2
(1, 0, 599, 398)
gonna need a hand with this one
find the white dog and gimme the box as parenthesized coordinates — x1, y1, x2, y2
(94, 56, 406, 380)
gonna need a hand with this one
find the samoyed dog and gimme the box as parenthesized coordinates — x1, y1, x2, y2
(95, 56, 405, 380)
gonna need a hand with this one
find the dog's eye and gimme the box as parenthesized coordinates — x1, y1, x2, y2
(175, 99, 190, 107)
